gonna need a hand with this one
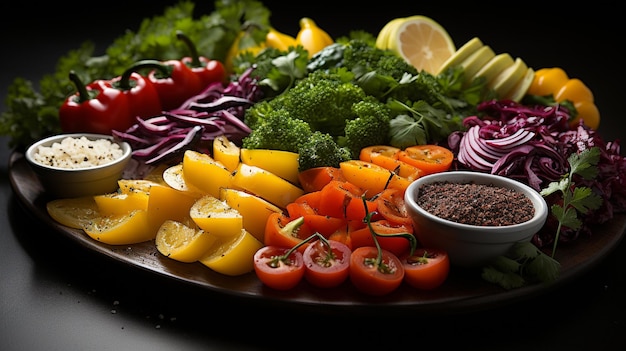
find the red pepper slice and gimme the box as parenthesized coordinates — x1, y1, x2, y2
(176, 31, 227, 88)
(59, 71, 131, 134)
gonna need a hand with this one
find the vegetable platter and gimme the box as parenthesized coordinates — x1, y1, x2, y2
(3, 0, 626, 315)
(9, 151, 626, 313)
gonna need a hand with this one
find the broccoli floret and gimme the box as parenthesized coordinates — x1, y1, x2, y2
(241, 109, 312, 153)
(342, 39, 418, 79)
(339, 97, 392, 158)
(297, 131, 352, 172)
(271, 68, 366, 137)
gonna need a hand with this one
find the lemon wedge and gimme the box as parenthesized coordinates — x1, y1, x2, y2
(437, 37, 483, 75)
(490, 57, 528, 98)
(505, 67, 536, 102)
(472, 53, 515, 85)
(460, 45, 496, 84)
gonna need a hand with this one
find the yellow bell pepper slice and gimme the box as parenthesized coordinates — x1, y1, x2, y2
(199, 229, 263, 276)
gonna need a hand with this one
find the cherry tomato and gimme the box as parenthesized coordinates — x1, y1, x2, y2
(401, 248, 450, 290)
(298, 166, 346, 193)
(375, 188, 413, 226)
(349, 246, 404, 296)
(303, 239, 351, 288)
(318, 180, 377, 221)
(253, 246, 305, 290)
(397, 144, 454, 175)
(349, 220, 414, 257)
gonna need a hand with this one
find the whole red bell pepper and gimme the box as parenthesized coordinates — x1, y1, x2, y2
(60, 71, 132, 134)
(110, 70, 163, 120)
(176, 31, 227, 88)
(131, 59, 203, 111)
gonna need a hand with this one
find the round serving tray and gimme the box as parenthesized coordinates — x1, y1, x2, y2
(9, 151, 626, 314)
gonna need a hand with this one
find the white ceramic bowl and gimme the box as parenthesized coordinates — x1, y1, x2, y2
(404, 171, 548, 267)
(25, 133, 132, 198)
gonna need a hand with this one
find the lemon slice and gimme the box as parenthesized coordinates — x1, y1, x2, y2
(386, 15, 456, 74)
(460, 45, 495, 84)
(437, 37, 483, 75)
(505, 67, 536, 102)
(156, 219, 218, 263)
(490, 57, 528, 98)
(472, 53, 515, 85)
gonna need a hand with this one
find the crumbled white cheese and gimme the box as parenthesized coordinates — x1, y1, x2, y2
(33, 136, 124, 169)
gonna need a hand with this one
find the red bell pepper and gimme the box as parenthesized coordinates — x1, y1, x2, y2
(176, 31, 227, 88)
(131, 59, 203, 111)
(110, 70, 163, 120)
(60, 71, 132, 134)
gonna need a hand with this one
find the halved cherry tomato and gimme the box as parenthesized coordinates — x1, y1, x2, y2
(401, 248, 450, 290)
(303, 239, 351, 288)
(263, 214, 313, 252)
(298, 166, 346, 193)
(318, 180, 377, 221)
(375, 188, 413, 227)
(349, 246, 404, 296)
(397, 144, 454, 175)
(349, 220, 414, 256)
(253, 246, 305, 290)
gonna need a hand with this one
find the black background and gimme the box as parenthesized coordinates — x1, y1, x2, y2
(1, 1, 624, 350)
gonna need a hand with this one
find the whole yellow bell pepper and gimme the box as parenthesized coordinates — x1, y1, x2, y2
(296, 17, 334, 57)
(527, 67, 600, 129)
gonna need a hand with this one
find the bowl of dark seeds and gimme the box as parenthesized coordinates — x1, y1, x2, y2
(404, 171, 548, 267)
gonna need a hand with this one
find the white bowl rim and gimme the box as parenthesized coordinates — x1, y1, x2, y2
(25, 133, 132, 172)
(404, 170, 548, 232)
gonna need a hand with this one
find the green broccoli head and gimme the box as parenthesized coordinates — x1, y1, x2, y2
(241, 109, 312, 153)
(297, 131, 352, 172)
(339, 97, 392, 158)
(271, 68, 366, 137)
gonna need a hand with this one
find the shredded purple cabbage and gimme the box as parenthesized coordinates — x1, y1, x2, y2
(113, 67, 262, 166)
(449, 99, 626, 249)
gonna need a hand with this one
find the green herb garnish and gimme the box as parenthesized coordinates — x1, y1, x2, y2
(540, 146, 603, 257)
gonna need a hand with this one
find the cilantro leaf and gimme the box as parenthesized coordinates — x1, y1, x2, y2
(540, 146, 603, 257)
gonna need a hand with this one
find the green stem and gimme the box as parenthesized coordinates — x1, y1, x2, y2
(176, 30, 201, 67)
(119, 59, 172, 90)
(68, 70, 90, 103)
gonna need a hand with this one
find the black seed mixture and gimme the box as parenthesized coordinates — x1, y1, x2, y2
(416, 181, 534, 226)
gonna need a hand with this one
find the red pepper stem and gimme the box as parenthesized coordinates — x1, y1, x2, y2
(119, 60, 172, 90)
(176, 30, 201, 67)
(68, 70, 90, 103)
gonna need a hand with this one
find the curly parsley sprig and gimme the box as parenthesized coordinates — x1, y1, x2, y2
(540, 146, 603, 257)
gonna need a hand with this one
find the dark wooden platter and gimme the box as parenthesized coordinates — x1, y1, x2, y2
(9, 151, 626, 314)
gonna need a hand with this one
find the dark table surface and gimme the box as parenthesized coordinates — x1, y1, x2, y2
(2, 2, 625, 350)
